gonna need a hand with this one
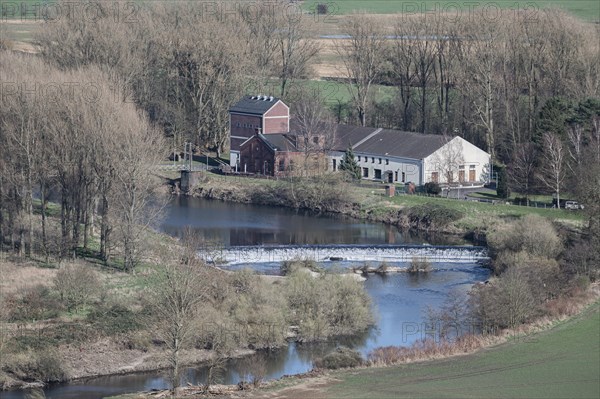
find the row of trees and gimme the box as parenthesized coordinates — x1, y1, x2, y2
(36, 1, 320, 158)
(336, 11, 599, 158)
(0, 51, 164, 269)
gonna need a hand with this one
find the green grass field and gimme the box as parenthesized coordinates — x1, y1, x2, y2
(380, 190, 585, 228)
(304, 0, 600, 21)
(317, 301, 600, 399)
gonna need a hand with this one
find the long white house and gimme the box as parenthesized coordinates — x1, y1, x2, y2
(329, 126, 491, 185)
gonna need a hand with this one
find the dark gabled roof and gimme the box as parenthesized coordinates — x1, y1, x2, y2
(229, 95, 281, 115)
(354, 130, 447, 160)
(333, 124, 380, 151)
(259, 134, 299, 152)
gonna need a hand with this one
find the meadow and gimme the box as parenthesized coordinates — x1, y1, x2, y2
(259, 301, 600, 399)
(304, 0, 600, 21)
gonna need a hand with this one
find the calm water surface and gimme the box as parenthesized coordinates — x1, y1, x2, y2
(1, 198, 488, 399)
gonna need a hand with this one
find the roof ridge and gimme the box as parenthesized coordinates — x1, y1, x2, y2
(352, 128, 383, 149)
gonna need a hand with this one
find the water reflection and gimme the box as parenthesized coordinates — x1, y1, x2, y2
(1, 198, 487, 399)
(161, 197, 464, 247)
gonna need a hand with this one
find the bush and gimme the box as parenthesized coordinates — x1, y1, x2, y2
(314, 347, 363, 370)
(54, 264, 100, 311)
(2, 350, 66, 383)
(424, 182, 442, 196)
(487, 215, 563, 260)
(87, 303, 141, 336)
(280, 258, 322, 276)
(408, 257, 431, 273)
(284, 272, 373, 340)
(7, 285, 63, 322)
(406, 203, 464, 230)
(376, 261, 389, 274)
(496, 165, 510, 199)
(316, 3, 329, 15)
(368, 346, 405, 366)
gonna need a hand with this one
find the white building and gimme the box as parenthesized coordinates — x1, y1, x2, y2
(329, 127, 490, 186)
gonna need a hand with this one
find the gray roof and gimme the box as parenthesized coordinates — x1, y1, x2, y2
(332, 124, 380, 151)
(230, 95, 281, 115)
(354, 129, 447, 160)
(259, 134, 298, 152)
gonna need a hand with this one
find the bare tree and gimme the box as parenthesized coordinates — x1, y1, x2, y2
(273, 3, 320, 97)
(145, 239, 210, 390)
(431, 137, 464, 184)
(537, 132, 567, 208)
(336, 15, 385, 126)
(507, 143, 538, 205)
(289, 89, 337, 176)
(457, 16, 504, 161)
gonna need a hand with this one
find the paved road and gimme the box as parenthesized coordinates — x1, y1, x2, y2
(441, 186, 494, 200)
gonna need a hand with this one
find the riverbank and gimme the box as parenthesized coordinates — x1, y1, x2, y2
(173, 172, 585, 240)
(250, 294, 600, 399)
(108, 287, 600, 399)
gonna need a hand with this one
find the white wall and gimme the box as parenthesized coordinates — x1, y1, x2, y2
(330, 137, 490, 186)
(230, 151, 239, 168)
(423, 137, 490, 184)
(329, 151, 424, 184)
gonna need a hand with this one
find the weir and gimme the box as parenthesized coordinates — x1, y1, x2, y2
(201, 244, 489, 265)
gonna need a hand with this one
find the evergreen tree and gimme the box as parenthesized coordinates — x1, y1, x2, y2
(339, 146, 361, 180)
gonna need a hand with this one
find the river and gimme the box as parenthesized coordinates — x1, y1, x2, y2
(1, 198, 490, 399)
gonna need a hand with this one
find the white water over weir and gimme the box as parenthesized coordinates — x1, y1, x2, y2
(202, 244, 489, 265)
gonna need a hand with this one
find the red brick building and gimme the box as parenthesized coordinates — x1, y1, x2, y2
(238, 133, 301, 177)
(229, 95, 289, 168)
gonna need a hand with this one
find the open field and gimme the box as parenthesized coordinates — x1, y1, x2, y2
(304, 0, 600, 21)
(252, 301, 600, 399)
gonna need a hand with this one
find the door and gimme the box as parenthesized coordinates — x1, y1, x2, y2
(459, 170, 465, 182)
(469, 169, 476, 182)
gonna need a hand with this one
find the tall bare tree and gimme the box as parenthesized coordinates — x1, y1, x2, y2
(336, 14, 385, 127)
(537, 132, 567, 208)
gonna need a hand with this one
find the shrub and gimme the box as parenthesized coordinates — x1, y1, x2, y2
(284, 272, 373, 340)
(487, 215, 562, 260)
(424, 182, 442, 196)
(314, 347, 363, 370)
(316, 3, 329, 15)
(408, 257, 432, 273)
(280, 258, 322, 276)
(54, 264, 100, 311)
(7, 285, 63, 322)
(2, 350, 66, 383)
(87, 303, 141, 336)
(406, 203, 464, 230)
(376, 261, 389, 274)
(368, 346, 405, 366)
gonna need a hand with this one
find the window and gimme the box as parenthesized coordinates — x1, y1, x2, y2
(395, 171, 398, 182)
(236, 122, 241, 128)
(363, 167, 369, 178)
(332, 159, 337, 171)
(378, 158, 382, 164)
(431, 172, 439, 183)
(278, 159, 285, 172)
(385, 159, 389, 165)
(470, 165, 476, 169)
(372, 157, 375, 163)
(312, 136, 320, 144)
(374, 169, 382, 180)
(357, 156, 361, 162)
(402, 172, 406, 183)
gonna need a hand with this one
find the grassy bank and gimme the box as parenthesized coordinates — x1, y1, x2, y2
(257, 299, 599, 399)
(184, 172, 586, 237)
